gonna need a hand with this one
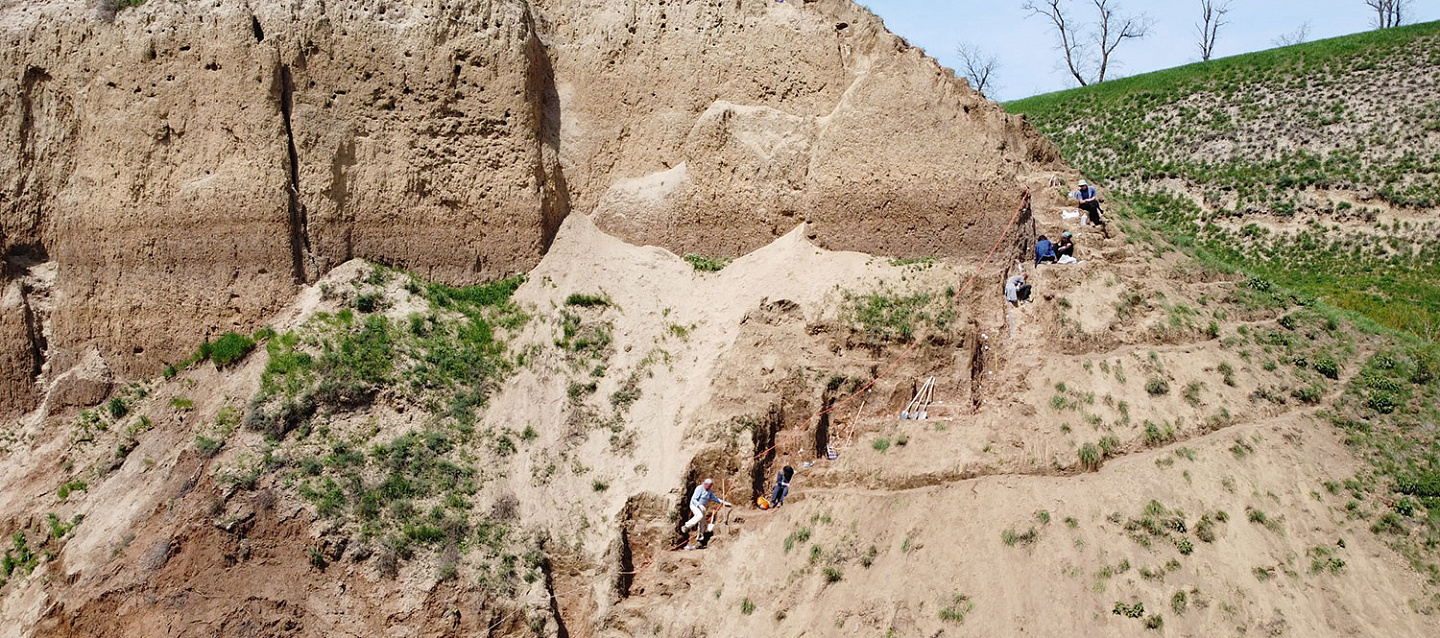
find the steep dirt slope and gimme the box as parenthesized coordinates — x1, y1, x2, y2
(0, 0, 1059, 418)
(1, 179, 1436, 636)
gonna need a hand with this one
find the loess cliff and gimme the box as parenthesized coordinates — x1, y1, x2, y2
(0, 0, 1059, 418)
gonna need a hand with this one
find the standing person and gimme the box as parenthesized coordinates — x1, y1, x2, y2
(682, 478, 730, 547)
(1056, 232, 1075, 259)
(1034, 235, 1058, 265)
(771, 465, 795, 508)
(1005, 273, 1031, 306)
(1076, 179, 1107, 233)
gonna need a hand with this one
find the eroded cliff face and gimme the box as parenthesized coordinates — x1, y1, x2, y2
(535, 0, 1057, 258)
(0, 0, 1057, 416)
(0, 0, 564, 416)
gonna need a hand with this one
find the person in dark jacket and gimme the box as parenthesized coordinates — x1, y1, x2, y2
(1076, 180, 1107, 234)
(771, 465, 795, 507)
(1056, 232, 1075, 259)
(1035, 235, 1058, 265)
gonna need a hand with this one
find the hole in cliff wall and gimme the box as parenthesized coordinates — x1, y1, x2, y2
(749, 404, 782, 500)
(251, 16, 265, 43)
(969, 321, 985, 410)
(614, 492, 670, 600)
(814, 401, 832, 460)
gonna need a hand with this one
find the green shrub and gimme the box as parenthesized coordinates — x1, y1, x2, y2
(741, 598, 755, 615)
(209, 333, 257, 368)
(1171, 590, 1188, 615)
(564, 293, 609, 308)
(872, 437, 891, 453)
(1001, 527, 1039, 546)
(1145, 378, 1170, 396)
(938, 593, 974, 623)
(106, 397, 129, 419)
(1143, 421, 1174, 446)
(56, 480, 88, 501)
(823, 566, 843, 582)
(684, 254, 732, 272)
(1292, 383, 1325, 404)
(1112, 601, 1145, 618)
(1314, 355, 1340, 379)
(1079, 443, 1101, 469)
(194, 436, 223, 458)
(1098, 435, 1121, 457)
(355, 292, 383, 313)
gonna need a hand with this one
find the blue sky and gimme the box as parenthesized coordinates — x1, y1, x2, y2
(859, 0, 1440, 101)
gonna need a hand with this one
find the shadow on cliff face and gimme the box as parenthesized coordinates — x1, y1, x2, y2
(527, 18, 572, 255)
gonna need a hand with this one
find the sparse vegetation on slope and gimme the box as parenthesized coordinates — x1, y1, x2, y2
(1008, 21, 1440, 341)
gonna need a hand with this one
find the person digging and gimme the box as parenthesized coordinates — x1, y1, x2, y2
(682, 478, 731, 549)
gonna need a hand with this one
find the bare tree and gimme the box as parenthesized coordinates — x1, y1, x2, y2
(1022, 0, 1091, 86)
(955, 42, 1001, 96)
(1272, 21, 1312, 47)
(1023, 0, 1151, 86)
(1092, 0, 1152, 83)
(1195, 0, 1232, 62)
(1364, 0, 1410, 29)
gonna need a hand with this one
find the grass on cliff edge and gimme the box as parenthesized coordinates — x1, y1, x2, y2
(1006, 20, 1440, 210)
(1006, 21, 1440, 116)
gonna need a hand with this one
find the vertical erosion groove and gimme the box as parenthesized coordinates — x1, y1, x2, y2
(539, 548, 572, 638)
(525, 7, 571, 252)
(749, 405, 781, 500)
(279, 64, 311, 284)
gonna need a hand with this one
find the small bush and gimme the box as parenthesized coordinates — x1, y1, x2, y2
(56, 480, 88, 501)
(872, 437, 891, 453)
(106, 397, 129, 419)
(823, 566, 843, 583)
(1171, 590, 1188, 615)
(1079, 443, 1102, 469)
(1371, 512, 1405, 535)
(1145, 614, 1164, 630)
(1182, 382, 1203, 406)
(209, 333, 257, 368)
(194, 436, 223, 458)
(1314, 355, 1339, 379)
(1143, 421, 1174, 446)
(1001, 527, 1039, 546)
(741, 598, 755, 615)
(564, 293, 610, 308)
(1112, 601, 1145, 618)
(355, 292, 383, 313)
(1145, 378, 1170, 396)
(1291, 383, 1324, 404)
(684, 254, 732, 272)
(1098, 435, 1121, 457)
(938, 593, 974, 623)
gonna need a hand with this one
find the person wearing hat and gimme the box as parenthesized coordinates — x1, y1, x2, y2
(682, 478, 731, 539)
(1076, 179, 1105, 229)
(1056, 231, 1075, 259)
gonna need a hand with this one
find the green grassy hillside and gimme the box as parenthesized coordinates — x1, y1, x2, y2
(1007, 21, 1440, 342)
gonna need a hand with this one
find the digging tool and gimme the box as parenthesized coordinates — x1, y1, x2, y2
(900, 377, 934, 420)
